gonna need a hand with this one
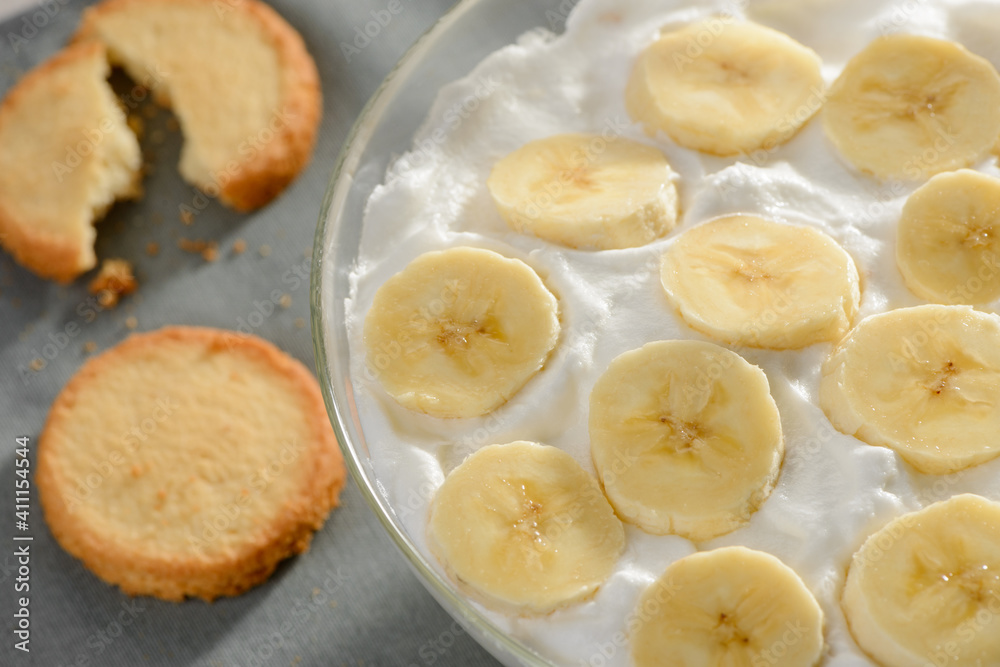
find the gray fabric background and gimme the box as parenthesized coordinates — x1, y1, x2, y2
(0, 0, 509, 664)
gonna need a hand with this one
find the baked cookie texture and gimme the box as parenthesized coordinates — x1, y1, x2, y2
(0, 41, 142, 283)
(75, 0, 322, 212)
(37, 326, 346, 601)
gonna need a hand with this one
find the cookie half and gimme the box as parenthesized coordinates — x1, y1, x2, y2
(0, 41, 142, 283)
(37, 326, 345, 601)
(75, 0, 322, 211)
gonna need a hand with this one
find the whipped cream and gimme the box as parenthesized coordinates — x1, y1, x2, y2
(339, 0, 1000, 664)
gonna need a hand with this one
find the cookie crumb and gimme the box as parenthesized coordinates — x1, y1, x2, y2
(141, 101, 156, 118)
(178, 238, 219, 262)
(279, 294, 292, 309)
(180, 209, 194, 225)
(178, 238, 203, 253)
(83, 341, 97, 354)
(232, 239, 247, 255)
(125, 316, 138, 330)
(146, 242, 160, 257)
(166, 117, 180, 132)
(294, 317, 305, 329)
(88, 259, 137, 309)
(259, 244, 271, 257)
(29, 358, 45, 371)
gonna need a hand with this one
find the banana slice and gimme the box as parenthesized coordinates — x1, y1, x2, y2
(820, 305, 1000, 474)
(486, 133, 678, 250)
(427, 441, 625, 613)
(823, 35, 1000, 180)
(632, 546, 825, 667)
(625, 21, 824, 156)
(589, 340, 783, 541)
(363, 247, 559, 418)
(660, 215, 861, 349)
(843, 494, 1000, 667)
(897, 169, 1000, 305)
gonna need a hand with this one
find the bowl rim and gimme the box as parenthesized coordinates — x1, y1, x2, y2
(309, 2, 552, 665)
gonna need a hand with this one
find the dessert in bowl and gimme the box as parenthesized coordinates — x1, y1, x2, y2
(313, 0, 1000, 664)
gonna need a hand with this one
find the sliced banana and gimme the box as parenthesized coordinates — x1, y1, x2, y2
(427, 441, 625, 613)
(626, 21, 824, 156)
(660, 215, 861, 349)
(820, 305, 1000, 474)
(823, 35, 1000, 180)
(897, 169, 1000, 305)
(589, 340, 783, 541)
(843, 494, 1000, 667)
(486, 133, 678, 250)
(363, 247, 559, 418)
(632, 546, 825, 667)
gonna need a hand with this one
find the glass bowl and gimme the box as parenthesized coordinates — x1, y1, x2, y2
(310, 1, 568, 665)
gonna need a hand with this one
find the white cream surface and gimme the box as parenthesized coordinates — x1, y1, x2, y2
(340, 0, 1000, 664)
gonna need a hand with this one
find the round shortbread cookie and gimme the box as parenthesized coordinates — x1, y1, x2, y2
(37, 326, 345, 601)
(75, 0, 322, 212)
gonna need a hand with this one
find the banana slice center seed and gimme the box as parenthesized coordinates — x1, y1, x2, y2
(659, 415, 707, 453)
(714, 612, 752, 647)
(923, 361, 958, 395)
